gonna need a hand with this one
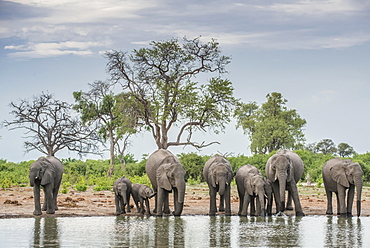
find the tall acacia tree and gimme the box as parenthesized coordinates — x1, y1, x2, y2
(105, 37, 238, 150)
(235, 92, 306, 154)
(73, 81, 141, 176)
(3, 92, 101, 157)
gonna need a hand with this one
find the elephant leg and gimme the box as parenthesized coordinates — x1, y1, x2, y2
(209, 186, 217, 216)
(337, 184, 347, 217)
(238, 192, 244, 216)
(224, 186, 231, 216)
(126, 194, 131, 213)
(44, 186, 55, 214)
(156, 188, 164, 216)
(289, 182, 304, 216)
(114, 194, 121, 215)
(53, 188, 59, 211)
(325, 189, 333, 215)
(163, 191, 171, 214)
(42, 187, 47, 211)
(271, 182, 281, 214)
(347, 185, 355, 217)
(250, 196, 256, 216)
(286, 190, 293, 210)
(153, 194, 157, 214)
(120, 197, 126, 214)
(144, 198, 151, 216)
(33, 186, 42, 216)
(241, 192, 250, 216)
(219, 193, 225, 212)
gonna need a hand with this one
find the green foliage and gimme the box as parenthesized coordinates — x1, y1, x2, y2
(128, 174, 151, 186)
(353, 153, 370, 182)
(0, 150, 369, 192)
(106, 37, 238, 150)
(178, 153, 209, 182)
(235, 92, 306, 154)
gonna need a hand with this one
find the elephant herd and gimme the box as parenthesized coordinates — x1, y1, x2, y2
(29, 149, 363, 218)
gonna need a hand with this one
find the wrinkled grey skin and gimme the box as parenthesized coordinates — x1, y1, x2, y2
(203, 155, 233, 216)
(131, 183, 156, 216)
(265, 150, 305, 216)
(113, 176, 132, 215)
(145, 149, 186, 216)
(29, 156, 64, 215)
(322, 158, 363, 217)
(236, 164, 272, 217)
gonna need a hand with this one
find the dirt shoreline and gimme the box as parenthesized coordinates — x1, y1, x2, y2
(1, 184, 369, 219)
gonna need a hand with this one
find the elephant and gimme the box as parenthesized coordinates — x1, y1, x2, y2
(236, 164, 272, 217)
(29, 156, 64, 215)
(131, 183, 156, 216)
(322, 158, 363, 217)
(203, 154, 233, 216)
(113, 176, 132, 215)
(265, 150, 305, 216)
(145, 149, 186, 216)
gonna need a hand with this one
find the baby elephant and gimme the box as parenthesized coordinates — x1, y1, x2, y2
(131, 183, 156, 216)
(113, 176, 132, 215)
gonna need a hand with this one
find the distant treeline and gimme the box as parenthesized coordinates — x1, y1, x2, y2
(1, 150, 370, 191)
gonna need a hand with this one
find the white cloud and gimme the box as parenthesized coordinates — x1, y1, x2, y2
(5, 41, 103, 58)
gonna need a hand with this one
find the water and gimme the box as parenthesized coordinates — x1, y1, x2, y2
(0, 215, 369, 247)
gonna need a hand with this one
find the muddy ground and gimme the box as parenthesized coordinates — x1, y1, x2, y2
(1, 184, 370, 218)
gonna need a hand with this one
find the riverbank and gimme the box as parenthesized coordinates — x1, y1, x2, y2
(1, 184, 369, 218)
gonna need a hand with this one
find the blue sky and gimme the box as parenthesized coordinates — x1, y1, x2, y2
(1, 0, 369, 162)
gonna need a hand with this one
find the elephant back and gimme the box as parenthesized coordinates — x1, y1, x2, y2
(146, 149, 180, 190)
(274, 150, 304, 182)
(203, 155, 232, 183)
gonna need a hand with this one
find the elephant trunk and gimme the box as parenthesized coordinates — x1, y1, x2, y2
(258, 191, 266, 217)
(278, 174, 286, 212)
(29, 171, 38, 187)
(173, 180, 186, 216)
(218, 177, 226, 196)
(355, 177, 363, 217)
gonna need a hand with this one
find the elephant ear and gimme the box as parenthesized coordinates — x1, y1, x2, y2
(156, 163, 172, 191)
(286, 155, 294, 182)
(246, 177, 254, 196)
(208, 167, 216, 188)
(330, 162, 350, 188)
(40, 158, 55, 185)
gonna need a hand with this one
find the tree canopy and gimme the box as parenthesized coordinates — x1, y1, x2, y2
(235, 92, 306, 154)
(73, 81, 141, 175)
(105, 37, 238, 150)
(3, 92, 101, 157)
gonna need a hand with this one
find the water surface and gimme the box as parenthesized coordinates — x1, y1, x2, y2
(0, 215, 369, 247)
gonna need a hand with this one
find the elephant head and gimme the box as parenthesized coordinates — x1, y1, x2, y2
(29, 157, 55, 187)
(267, 154, 293, 212)
(208, 159, 233, 196)
(139, 185, 156, 199)
(156, 162, 186, 216)
(330, 159, 363, 216)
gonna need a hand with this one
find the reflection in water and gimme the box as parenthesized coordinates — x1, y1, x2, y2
(325, 216, 362, 247)
(238, 216, 303, 247)
(33, 217, 60, 247)
(0, 215, 369, 247)
(209, 216, 231, 247)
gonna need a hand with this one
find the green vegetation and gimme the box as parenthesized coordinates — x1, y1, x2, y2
(1, 151, 369, 191)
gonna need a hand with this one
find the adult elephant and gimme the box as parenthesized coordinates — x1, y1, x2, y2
(203, 154, 233, 216)
(29, 156, 64, 215)
(236, 164, 272, 217)
(265, 150, 305, 216)
(113, 176, 132, 215)
(146, 149, 186, 216)
(322, 158, 363, 217)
